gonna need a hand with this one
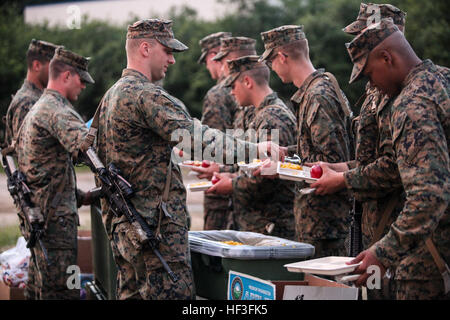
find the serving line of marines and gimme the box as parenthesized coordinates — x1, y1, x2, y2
(1, 2, 448, 300)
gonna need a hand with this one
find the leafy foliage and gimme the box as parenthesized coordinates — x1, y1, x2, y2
(1, 0, 448, 143)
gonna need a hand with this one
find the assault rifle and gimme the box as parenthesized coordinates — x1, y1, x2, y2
(0, 147, 49, 265)
(82, 147, 179, 283)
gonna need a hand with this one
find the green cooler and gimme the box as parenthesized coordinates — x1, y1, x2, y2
(189, 230, 315, 300)
(89, 204, 117, 300)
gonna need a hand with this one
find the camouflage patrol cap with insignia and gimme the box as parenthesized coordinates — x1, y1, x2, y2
(346, 18, 400, 84)
(259, 25, 306, 62)
(127, 18, 188, 52)
(223, 55, 268, 87)
(212, 36, 256, 61)
(27, 39, 59, 61)
(52, 47, 95, 84)
(343, 3, 406, 35)
(198, 31, 232, 64)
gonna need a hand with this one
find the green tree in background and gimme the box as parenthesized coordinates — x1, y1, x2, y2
(1, 0, 448, 144)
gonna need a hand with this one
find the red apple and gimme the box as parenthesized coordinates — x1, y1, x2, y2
(202, 160, 210, 168)
(212, 176, 220, 185)
(310, 165, 323, 179)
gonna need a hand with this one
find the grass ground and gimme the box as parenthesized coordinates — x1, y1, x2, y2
(0, 224, 21, 252)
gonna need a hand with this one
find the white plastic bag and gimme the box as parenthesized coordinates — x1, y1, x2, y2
(0, 237, 31, 288)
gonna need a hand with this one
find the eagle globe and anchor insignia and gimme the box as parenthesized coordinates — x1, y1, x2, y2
(231, 276, 244, 300)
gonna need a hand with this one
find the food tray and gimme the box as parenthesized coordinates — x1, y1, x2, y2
(238, 159, 264, 169)
(284, 256, 362, 276)
(178, 160, 203, 169)
(187, 181, 213, 192)
(277, 162, 317, 183)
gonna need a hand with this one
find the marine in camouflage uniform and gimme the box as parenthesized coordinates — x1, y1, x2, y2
(96, 19, 256, 300)
(16, 47, 94, 300)
(343, 3, 407, 252)
(212, 37, 257, 223)
(222, 56, 297, 239)
(347, 18, 449, 299)
(3, 39, 58, 300)
(343, 5, 450, 300)
(260, 25, 353, 257)
(212, 36, 258, 135)
(4, 40, 58, 148)
(198, 32, 235, 231)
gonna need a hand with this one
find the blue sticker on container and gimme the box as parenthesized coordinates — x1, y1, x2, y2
(227, 271, 275, 300)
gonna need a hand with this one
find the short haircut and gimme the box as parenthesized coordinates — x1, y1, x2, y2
(278, 38, 309, 60)
(125, 37, 158, 53)
(26, 51, 50, 69)
(239, 65, 270, 86)
(49, 59, 77, 80)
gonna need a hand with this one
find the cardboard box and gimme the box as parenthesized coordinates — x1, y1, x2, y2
(272, 274, 359, 300)
(77, 230, 92, 274)
(0, 280, 25, 300)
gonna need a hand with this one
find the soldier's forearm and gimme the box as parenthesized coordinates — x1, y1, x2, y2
(343, 156, 401, 195)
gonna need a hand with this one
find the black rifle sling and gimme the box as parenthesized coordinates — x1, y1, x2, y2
(3, 113, 67, 232)
(84, 97, 173, 238)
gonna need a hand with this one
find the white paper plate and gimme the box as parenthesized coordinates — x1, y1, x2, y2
(284, 256, 362, 276)
(179, 162, 224, 169)
(238, 160, 264, 169)
(178, 162, 203, 169)
(188, 181, 213, 192)
(277, 162, 317, 183)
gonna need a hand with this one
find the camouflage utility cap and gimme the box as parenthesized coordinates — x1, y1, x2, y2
(223, 55, 268, 87)
(52, 47, 95, 84)
(127, 19, 188, 52)
(212, 36, 256, 61)
(343, 3, 406, 35)
(198, 31, 232, 64)
(28, 39, 59, 60)
(259, 25, 305, 62)
(346, 18, 400, 84)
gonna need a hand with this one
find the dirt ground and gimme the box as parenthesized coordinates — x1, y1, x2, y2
(0, 169, 205, 231)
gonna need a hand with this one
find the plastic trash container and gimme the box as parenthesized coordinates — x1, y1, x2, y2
(90, 204, 117, 300)
(189, 230, 315, 300)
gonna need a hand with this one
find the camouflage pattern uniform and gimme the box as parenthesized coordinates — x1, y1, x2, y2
(96, 19, 254, 300)
(260, 26, 353, 257)
(343, 4, 409, 300)
(347, 18, 450, 299)
(214, 37, 257, 187)
(5, 81, 43, 147)
(222, 56, 297, 239)
(212, 36, 257, 138)
(376, 59, 449, 300)
(199, 32, 235, 231)
(4, 79, 43, 300)
(343, 4, 408, 251)
(16, 48, 94, 300)
(4, 40, 58, 300)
